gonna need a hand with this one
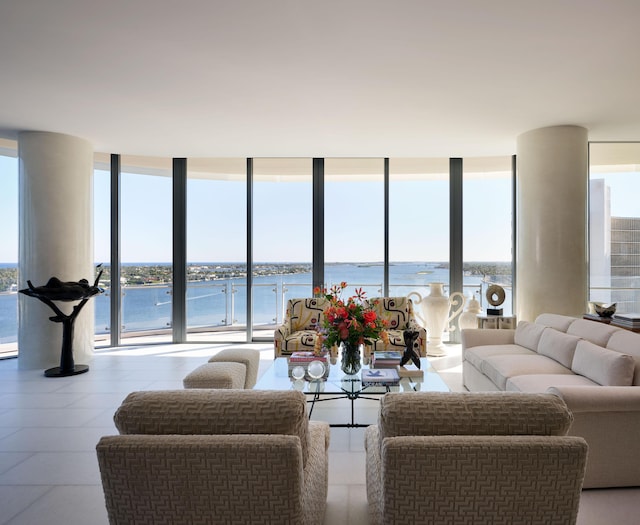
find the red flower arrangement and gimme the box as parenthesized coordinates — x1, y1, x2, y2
(314, 282, 389, 350)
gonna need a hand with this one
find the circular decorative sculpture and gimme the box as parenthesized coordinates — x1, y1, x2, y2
(486, 285, 506, 307)
(307, 360, 326, 380)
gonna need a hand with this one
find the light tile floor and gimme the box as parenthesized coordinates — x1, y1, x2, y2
(0, 343, 638, 524)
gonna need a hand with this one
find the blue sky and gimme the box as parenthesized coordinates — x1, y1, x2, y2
(2, 154, 639, 264)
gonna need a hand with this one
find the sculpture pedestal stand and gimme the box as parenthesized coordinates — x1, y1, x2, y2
(33, 294, 91, 377)
(19, 271, 103, 378)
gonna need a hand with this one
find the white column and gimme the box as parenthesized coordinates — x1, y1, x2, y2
(18, 132, 94, 370)
(516, 125, 588, 322)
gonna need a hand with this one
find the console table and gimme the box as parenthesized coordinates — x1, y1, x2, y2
(477, 314, 517, 329)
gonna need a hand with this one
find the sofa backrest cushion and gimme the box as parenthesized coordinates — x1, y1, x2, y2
(571, 340, 635, 386)
(606, 330, 640, 386)
(368, 297, 413, 330)
(287, 297, 327, 332)
(567, 319, 620, 347)
(377, 392, 572, 449)
(114, 389, 311, 462)
(536, 329, 581, 368)
(535, 313, 575, 332)
(514, 321, 547, 351)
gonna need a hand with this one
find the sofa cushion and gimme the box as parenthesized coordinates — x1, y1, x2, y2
(535, 313, 575, 332)
(287, 298, 327, 332)
(114, 389, 311, 463)
(368, 297, 413, 330)
(514, 321, 547, 351)
(280, 329, 320, 354)
(481, 354, 574, 391)
(571, 340, 635, 386)
(606, 330, 640, 386)
(536, 329, 581, 368)
(464, 344, 536, 371)
(505, 373, 598, 393)
(377, 392, 573, 445)
(566, 319, 620, 347)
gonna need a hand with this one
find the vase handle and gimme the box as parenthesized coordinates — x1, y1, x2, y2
(447, 292, 466, 331)
(407, 291, 426, 326)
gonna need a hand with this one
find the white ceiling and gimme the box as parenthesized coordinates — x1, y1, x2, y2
(1, 0, 639, 158)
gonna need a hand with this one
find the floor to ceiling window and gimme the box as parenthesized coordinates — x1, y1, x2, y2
(87, 153, 516, 347)
(388, 157, 451, 337)
(120, 155, 173, 342)
(0, 145, 18, 355)
(589, 143, 640, 313)
(463, 156, 513, 315)
(253, 158, 313, 337)
(186, 158, 247, 342)
(324, 158, 384, 298)
(93, 154, 111, 346)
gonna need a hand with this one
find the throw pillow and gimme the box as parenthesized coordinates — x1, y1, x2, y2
(537, 329, 581, 368)
(571, 340, 635, 386)
(514, 321, 547, 351)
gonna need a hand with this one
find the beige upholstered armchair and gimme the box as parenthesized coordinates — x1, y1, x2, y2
(274, 297, 329, 357)
(367, 297, 427, 357)
(97, 389, 330, 525)
(365, 392, 588, 525)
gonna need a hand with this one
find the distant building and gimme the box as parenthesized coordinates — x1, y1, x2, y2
(590, 179, 640, 312)
(611, 216, 640, 312)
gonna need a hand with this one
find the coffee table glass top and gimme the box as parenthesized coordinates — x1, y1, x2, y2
(255, 356, 450, 395)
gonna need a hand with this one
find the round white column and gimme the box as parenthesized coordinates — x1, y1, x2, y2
(516, 125, 588, 322)
(18, 132, 95, 370)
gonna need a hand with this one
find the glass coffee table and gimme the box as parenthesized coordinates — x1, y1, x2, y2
(255, 357, 450, 427)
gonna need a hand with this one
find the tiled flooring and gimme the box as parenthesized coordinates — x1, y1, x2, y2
(0, 342, 638, 524)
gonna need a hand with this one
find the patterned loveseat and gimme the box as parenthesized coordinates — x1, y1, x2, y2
(97, 389, 330, 525)
(367, 297, 427, 357)
(365, 392, 587, 525)
(274, 297, 329, 357)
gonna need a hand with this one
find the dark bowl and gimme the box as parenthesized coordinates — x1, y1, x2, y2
(594, 303, 616, 318)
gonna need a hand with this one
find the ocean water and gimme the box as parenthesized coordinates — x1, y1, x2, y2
(0, 262, 509, 343)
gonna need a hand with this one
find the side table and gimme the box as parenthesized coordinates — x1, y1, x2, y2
(477, 314, 517, 329)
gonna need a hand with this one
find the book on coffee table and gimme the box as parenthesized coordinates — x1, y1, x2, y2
(361, 368, 400, 386)
(371, 351, 402, 368)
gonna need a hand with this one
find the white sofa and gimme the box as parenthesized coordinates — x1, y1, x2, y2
(461, 313, 640, 489)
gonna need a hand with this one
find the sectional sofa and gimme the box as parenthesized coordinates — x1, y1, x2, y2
(461, 313, 640, 489)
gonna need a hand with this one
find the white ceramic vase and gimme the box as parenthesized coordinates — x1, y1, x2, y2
(458, 292, 483, 330)
(409, 283, 465, 357)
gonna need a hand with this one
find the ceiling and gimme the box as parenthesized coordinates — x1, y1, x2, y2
(1, 0, 639, 159)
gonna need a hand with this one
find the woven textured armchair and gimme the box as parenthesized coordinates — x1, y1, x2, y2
(97, 389, 330, 525)
(367, 297, 427, 357)
(365, 392, 587, 525)
(274, 297, 329, 357)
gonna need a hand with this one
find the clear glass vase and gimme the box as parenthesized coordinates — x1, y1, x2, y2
(340, 341, 361, 375)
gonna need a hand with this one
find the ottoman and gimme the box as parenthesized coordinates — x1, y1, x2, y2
(183, 362, 246, 389)
(208, 348, 260, 388)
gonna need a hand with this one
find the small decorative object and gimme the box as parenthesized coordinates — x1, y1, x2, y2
(291, 365, 306, 380)
(594, 303, 616, 318)
(19, 265, 104, 377)
(458, 292, 483, 330)
(315, 282, 388, 375)
(409, 282, 465, 355)
(399, 329, 420, 368)
(307, 360, 326, 380)
(486, 284, 506, 315)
